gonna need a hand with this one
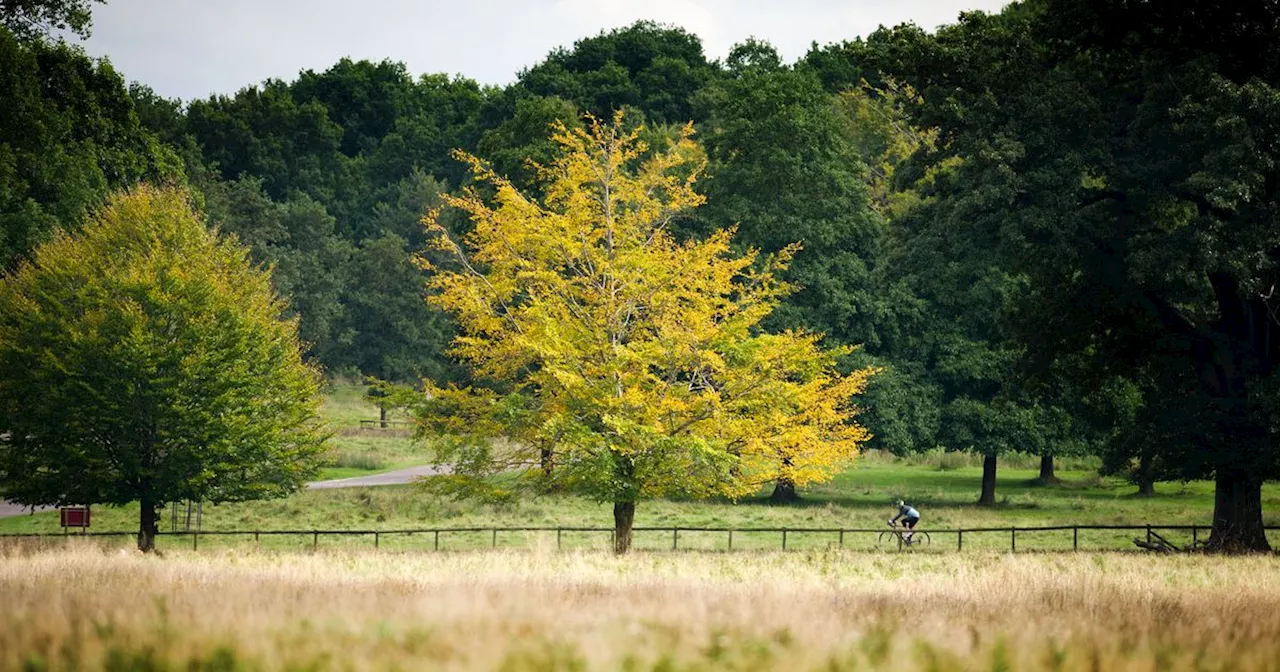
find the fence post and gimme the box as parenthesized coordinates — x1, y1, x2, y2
(839, 529, 844, 548)
(1146, 524, 1152, 546)
(1192, 526, 1198, 547)
(1073, 527, 1078, 552)
(312, 531, 318, 550)
(434, 530, 440, 551)
(1011, 527, 1016, 553)
(672, 528, 678, 551)
(782, 528, 788, 551)
(557, 528, 562, 551)
(254, 531, 260, 545)
(492, 529, 498, 548)
(728, 529, 733, 551)
(957, 529, 963, 551)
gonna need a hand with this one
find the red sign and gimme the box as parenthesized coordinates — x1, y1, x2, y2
(60, 507, 90, 528)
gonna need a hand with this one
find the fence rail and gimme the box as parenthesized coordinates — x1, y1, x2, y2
(356, 419, 414, 430)
(3, 524, 1276, 552)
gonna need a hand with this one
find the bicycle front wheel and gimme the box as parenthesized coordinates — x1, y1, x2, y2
(878, 530, 903, 549)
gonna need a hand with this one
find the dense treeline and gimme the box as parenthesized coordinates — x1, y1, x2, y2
(2, 0, 1276, 550)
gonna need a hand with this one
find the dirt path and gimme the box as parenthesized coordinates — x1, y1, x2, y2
(0, 464, 448, 519)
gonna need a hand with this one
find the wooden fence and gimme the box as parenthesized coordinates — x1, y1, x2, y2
(4, 524, 1276, 552)
(356, 419, 415, 430)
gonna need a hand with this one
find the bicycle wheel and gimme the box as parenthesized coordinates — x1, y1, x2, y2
(905, 531, 930, 547)
(877, 530, 904, 549)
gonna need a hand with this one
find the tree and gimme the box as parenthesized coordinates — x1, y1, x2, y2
(416, 114, 877, 553)
(475, 95, 581, 193)
(517, 21, 719, 125)
(0, 0, 103, 40)
(692, 42, 890, 501)
(0, 26, 182, 269)
(0, 185, 327, 551)
(343, 232, 459, 384)
(872, 0, 1280, 549)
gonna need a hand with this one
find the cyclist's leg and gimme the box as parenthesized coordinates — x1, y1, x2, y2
(903, 517, 918, 543)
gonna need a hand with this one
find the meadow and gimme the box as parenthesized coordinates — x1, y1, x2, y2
(2, 545, 1279, 671)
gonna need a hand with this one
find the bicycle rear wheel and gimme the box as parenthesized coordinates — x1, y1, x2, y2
(906, 531, 930, 547)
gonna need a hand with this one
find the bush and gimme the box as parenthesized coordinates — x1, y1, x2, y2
(331, 451, 388, 471)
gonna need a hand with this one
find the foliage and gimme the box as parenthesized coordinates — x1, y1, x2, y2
(0, 0, 103, 40)
(0, 185, 327, 550)
(698, 40, 887, 350)
(416, 113, 876, 551)
(870, 0, 1280, 550)
(516, 20, 719, 125)
(0, 26, 182, 270)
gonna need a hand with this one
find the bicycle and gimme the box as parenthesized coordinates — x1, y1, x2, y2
(878, 520, 930, 549)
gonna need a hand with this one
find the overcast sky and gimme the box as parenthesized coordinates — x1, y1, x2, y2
(72, 0, 1010, 102)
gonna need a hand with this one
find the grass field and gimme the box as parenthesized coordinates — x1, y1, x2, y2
(4, 381, 1278, 551)
(317, 380, 426, 480)
(3, 545, 1279, 671)
(4, 454, 1277, 551)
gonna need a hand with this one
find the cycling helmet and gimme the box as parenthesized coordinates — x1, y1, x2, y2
(896, 500, 905, 507)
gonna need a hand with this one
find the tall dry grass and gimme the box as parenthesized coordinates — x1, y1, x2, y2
(2, 543, 1278, 671)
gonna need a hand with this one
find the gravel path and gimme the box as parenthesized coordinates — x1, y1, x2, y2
(0, 464, 448, 518)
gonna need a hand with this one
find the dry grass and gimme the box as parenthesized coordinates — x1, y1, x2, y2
(2, 545, 1279, 671)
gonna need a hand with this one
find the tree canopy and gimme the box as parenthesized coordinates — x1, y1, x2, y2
(416, 114, 876, 552)
(0, 185, 328, 551)
(868, 0, 1280, 550)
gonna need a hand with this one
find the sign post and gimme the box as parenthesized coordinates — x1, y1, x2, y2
(59, 506, 90, 533)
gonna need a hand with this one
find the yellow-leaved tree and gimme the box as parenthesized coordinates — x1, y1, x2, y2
(419, 113, 877, 553)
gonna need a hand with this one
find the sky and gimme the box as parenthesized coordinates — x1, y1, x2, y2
(72, 0, 1011, 102)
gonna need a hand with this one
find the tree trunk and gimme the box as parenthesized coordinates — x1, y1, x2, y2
(977, 453, 997, 506)
(540, 447, 554, 477)
(1136, 451, 1155, 496)
(379, 404, 387, 429)
(769, 478, 799, 503)
(1206, 469, 1270, 553)
(613, 501, 635, 554)
(1037, 453, 1058, 484)
(138, 497, 159, 553)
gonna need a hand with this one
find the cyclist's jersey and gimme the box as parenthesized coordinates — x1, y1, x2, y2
(896, 505, 920, 521)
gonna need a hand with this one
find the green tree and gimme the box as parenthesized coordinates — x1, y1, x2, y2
(344, 232, 458, 384)
(0, 26, 182, 269)
(475, 95, 581, 193)
(199, 177, 354, 369)
(0, 185, 327, 551)
(873, 0, 1280, 548)
(696, 40, 891, 500)
(0, 0, 103, 40)
(516, 21, 719, 125)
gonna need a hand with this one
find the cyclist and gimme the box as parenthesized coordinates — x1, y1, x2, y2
(889, 500, 921, 544)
